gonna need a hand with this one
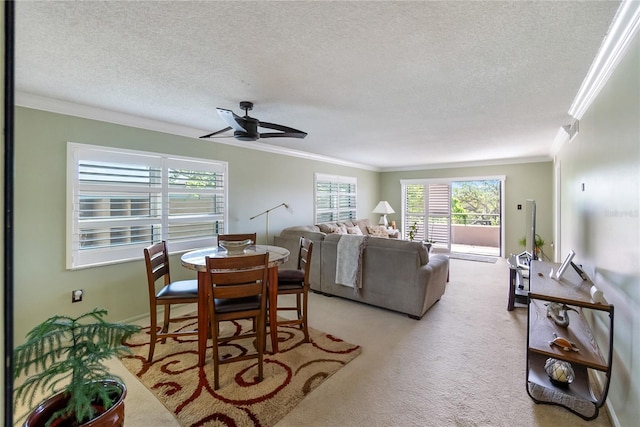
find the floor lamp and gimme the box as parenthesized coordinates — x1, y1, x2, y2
(249, 203, 292, 245)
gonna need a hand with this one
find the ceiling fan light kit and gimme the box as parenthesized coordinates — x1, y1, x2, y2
(200, 101, 307, 142)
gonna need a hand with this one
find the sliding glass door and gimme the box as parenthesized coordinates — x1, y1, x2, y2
(402, 176, 504, 256)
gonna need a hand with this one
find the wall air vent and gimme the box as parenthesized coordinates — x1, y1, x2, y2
(562, 119, 579, 143)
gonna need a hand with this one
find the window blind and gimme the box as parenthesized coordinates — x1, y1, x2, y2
(315, 174, 357, 224)
(68, 143, 227, 269)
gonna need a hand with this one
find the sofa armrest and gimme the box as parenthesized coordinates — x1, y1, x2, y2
(416, 254, 449, 317)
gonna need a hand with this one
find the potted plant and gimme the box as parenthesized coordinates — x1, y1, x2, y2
(519, 234, 545, 259)
(408, 222, 418, 241)
(13, 308, 140, 427)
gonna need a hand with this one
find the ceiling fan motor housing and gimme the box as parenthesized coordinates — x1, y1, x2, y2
(234, 116, 259, 141)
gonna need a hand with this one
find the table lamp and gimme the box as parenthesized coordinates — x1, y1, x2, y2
(372, 201, 395, 227)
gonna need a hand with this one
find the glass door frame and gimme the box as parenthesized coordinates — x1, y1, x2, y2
(401, 175, 506, 257)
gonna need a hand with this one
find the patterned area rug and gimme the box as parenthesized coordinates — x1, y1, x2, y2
(120, 315, 361, 427)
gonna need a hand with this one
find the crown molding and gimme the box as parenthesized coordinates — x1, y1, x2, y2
(14, 92, 380, 172)
(380, 155, 552, 173)
(14, 92, 554, 174)
(568, 0, 640, 120)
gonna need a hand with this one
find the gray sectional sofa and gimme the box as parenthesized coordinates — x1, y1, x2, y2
(274, 219, 449, 319)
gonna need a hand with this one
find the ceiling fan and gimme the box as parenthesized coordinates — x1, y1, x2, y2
(200, 101, 307, 141)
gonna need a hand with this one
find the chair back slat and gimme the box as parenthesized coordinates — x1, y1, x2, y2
(206, 253, 268, 300)
(298, 237, 313, 283)
(144, 241, 171, 288)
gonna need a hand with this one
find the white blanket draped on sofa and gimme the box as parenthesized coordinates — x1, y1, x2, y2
(335, 235, 369, 295)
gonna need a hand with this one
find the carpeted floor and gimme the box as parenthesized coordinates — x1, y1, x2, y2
(106, 258, 613, 427)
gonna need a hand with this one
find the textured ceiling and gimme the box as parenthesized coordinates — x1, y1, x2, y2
(15, 1, 621, 170)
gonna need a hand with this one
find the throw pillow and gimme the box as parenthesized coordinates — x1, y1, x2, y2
(318, 223, 347, 234)
(318, 223, 337, 233)
(333, 225, 348, 234)
(346, 225, 363, 235)
(366, 225, 389, 238)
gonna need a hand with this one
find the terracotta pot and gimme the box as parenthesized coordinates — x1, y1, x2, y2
(23, 380, 127, 427)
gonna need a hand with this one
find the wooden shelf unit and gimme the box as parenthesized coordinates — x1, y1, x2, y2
(526, 260, 614, 420)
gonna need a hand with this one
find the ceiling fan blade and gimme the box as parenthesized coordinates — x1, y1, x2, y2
(217, 108, 247, 132)
(258, 121, 307, 139)
(259, 132, 308, 139)
(199, 126, 232, 139)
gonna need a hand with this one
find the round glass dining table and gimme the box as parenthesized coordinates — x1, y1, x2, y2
(181, 245, 290, 366)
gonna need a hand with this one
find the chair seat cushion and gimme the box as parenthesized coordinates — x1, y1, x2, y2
(278, 269, 304, 283)
(214, 296, 261, 313)
(157, 279, 198, 299)
(275, 282, 304, 291)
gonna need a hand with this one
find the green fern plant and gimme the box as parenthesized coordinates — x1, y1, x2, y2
(13, 308, 140, 426)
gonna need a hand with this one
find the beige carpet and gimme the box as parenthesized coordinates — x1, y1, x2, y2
(119, 318, 361, 427)
(108, 258, 613, 427)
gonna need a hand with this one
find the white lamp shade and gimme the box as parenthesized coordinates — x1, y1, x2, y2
(372, 201, 395, 214)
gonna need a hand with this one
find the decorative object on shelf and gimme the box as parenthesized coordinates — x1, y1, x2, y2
(372, 201, 395, 227)
(590, 285, 606, 303)
(544, 358, 575, 387)
(13, 308, 140, 427)
(250, 202, 293, 245)
(554, 250, 576, 279)
(219, 239, 253, 255)
(545, 302, 578, 327)
(549, 333, 579, 352)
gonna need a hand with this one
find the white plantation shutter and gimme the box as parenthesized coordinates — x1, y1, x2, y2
(68, 143, 227, 269)
(427, 184, 451, 247)
(403, 184, 426, 240)
(315, 174, 357, 223)
(402, 182, 451, 247)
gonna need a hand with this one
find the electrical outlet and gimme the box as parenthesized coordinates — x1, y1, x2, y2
(72, 289, 83, 303)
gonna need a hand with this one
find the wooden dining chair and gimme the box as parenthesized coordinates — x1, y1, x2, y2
(206, 252, 269, 389)
(218, 233, 257, 243)
(272, 237, 313, 343)
(144, 241, 199, 363)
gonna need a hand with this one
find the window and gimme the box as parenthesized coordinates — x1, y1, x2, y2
(314, 173, 357, 224)
(67, 143, 227, 269)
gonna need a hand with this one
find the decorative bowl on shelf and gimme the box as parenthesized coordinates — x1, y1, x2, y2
(544, 358, 575, 387)
(219, 239, 253, 255)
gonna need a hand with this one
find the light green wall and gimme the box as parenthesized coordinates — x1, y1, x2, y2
(13, 107, 379, 343)
(555, 34, 639, 426)
(380, 162, 554, 257)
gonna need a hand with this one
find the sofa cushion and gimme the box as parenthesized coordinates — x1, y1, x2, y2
(346, 225, 363, 235)
(353, 219, 372, 235)
(366, 225, 390, 238)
